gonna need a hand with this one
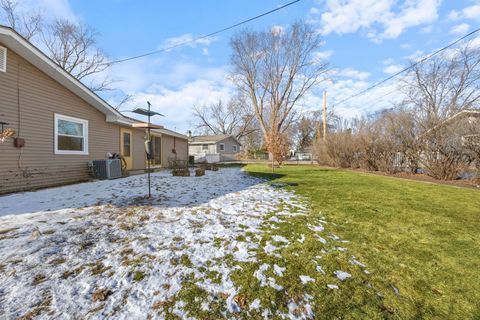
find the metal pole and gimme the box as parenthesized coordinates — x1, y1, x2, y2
(147, 102, 151, 198)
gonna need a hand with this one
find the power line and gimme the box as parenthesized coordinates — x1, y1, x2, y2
(104, 0, 301, 66)
(334, 84, 407, 117)
(332, 26, 480, 108)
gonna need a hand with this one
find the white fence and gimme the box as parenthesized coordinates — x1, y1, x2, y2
(193, 153, 221, 163)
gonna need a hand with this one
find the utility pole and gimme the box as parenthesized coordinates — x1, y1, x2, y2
(322, 91, 327, 141)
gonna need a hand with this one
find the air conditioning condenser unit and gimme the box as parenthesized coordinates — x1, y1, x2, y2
(91, 159, 122, 179)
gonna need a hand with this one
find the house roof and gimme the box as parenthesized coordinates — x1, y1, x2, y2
(120, 115, 188, 140)
(0, 25, 188, 140)
(425, 109, 480, 135)
(0, 25, 124, 123)
(189, 134, 242, 145)
(442, 109, 480, 124)
(153, 127, 189, 140)
(418, 108, 480, 140)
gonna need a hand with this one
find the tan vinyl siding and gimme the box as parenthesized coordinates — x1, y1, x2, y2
(161, 135, 188, 167)
(124, 132, 188, 169)
(0, 42, 119, 194)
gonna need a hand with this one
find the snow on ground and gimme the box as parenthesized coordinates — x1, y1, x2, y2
(0, 167, 279, 217)
(0, 168, 308, 319)
(0, 167, 370, 319)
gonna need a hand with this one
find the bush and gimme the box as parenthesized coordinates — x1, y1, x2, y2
(315, 131, 359, 168)
(265, 131, 289, 166)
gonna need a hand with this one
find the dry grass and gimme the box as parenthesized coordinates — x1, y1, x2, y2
(92, 288, 113, 302)
(32, 274, 47, 286)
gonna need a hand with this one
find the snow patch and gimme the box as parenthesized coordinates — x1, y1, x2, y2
(299, 275, 315, 284)
(334, 270, 352, 281)
(250, 298, 261, 310)
(273, 264, 286, 277)
(272, 235, 289, 243)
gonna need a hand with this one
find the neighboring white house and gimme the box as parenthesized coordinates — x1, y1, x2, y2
(188, 134, 242, 163)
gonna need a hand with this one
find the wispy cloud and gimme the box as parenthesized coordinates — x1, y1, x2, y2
(462, 4, 480, 21)
(447, 4, 480, 22)
(338, 68, 370, 80)
(160, 33, 218, 50)
(15, 0, 78, 22)
(383, 64, 403, 74)
(450, 23, 470, 35)
(382, 58, 395, 65)
(102, 54, 232, 132)
(314, 50, 334, 60)
(122, 79, 233, 133)
(311, 0, 441, 42)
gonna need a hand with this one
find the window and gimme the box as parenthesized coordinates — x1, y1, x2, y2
(202, 144, 208, 151)
(123, 132, 131, 157)
(219, 143, 225, 151)
(233, 145, 237, 152)
(54, 114, 88, 154)
(462, 134, 480, 146)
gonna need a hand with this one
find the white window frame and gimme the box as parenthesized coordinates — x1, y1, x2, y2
(202, 144, 209, 151)
(54, 113, 89, 155)
(233, 145, 237, 152)
(219, 143, 225, 151)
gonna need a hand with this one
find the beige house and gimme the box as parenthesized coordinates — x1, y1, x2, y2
(188, 134, 241, 162)
(0, 25, 188, 194)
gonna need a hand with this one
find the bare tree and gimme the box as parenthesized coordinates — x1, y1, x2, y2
(114, 94, 133, 110)
(312, 43, 480, 180)
(41, 19, 111, 89)
(1, 2, 112, 91)
(230, 21, 329, 141)
(404, 43, 480, 130)
(0, 0, 42, 40)
(192, 98, 258, 140)
(402, 42, 480, 179)
(383, 108, 420, 173)
(293, 114, 318, 151)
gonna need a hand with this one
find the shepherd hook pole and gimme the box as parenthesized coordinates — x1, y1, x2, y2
(147, 101, 151, 198)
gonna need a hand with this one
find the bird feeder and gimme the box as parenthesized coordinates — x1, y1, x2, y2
(0, 121, 15, 143)
(132, 102, 165, 198)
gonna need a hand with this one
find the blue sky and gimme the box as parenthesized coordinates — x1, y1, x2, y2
(16, 0, 480, 133)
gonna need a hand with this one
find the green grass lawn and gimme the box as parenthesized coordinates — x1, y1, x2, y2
(245, 164, 480, 319)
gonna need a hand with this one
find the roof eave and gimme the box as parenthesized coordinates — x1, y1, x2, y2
(0, 26, 123, 122)
(189, 141, 217, 144)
